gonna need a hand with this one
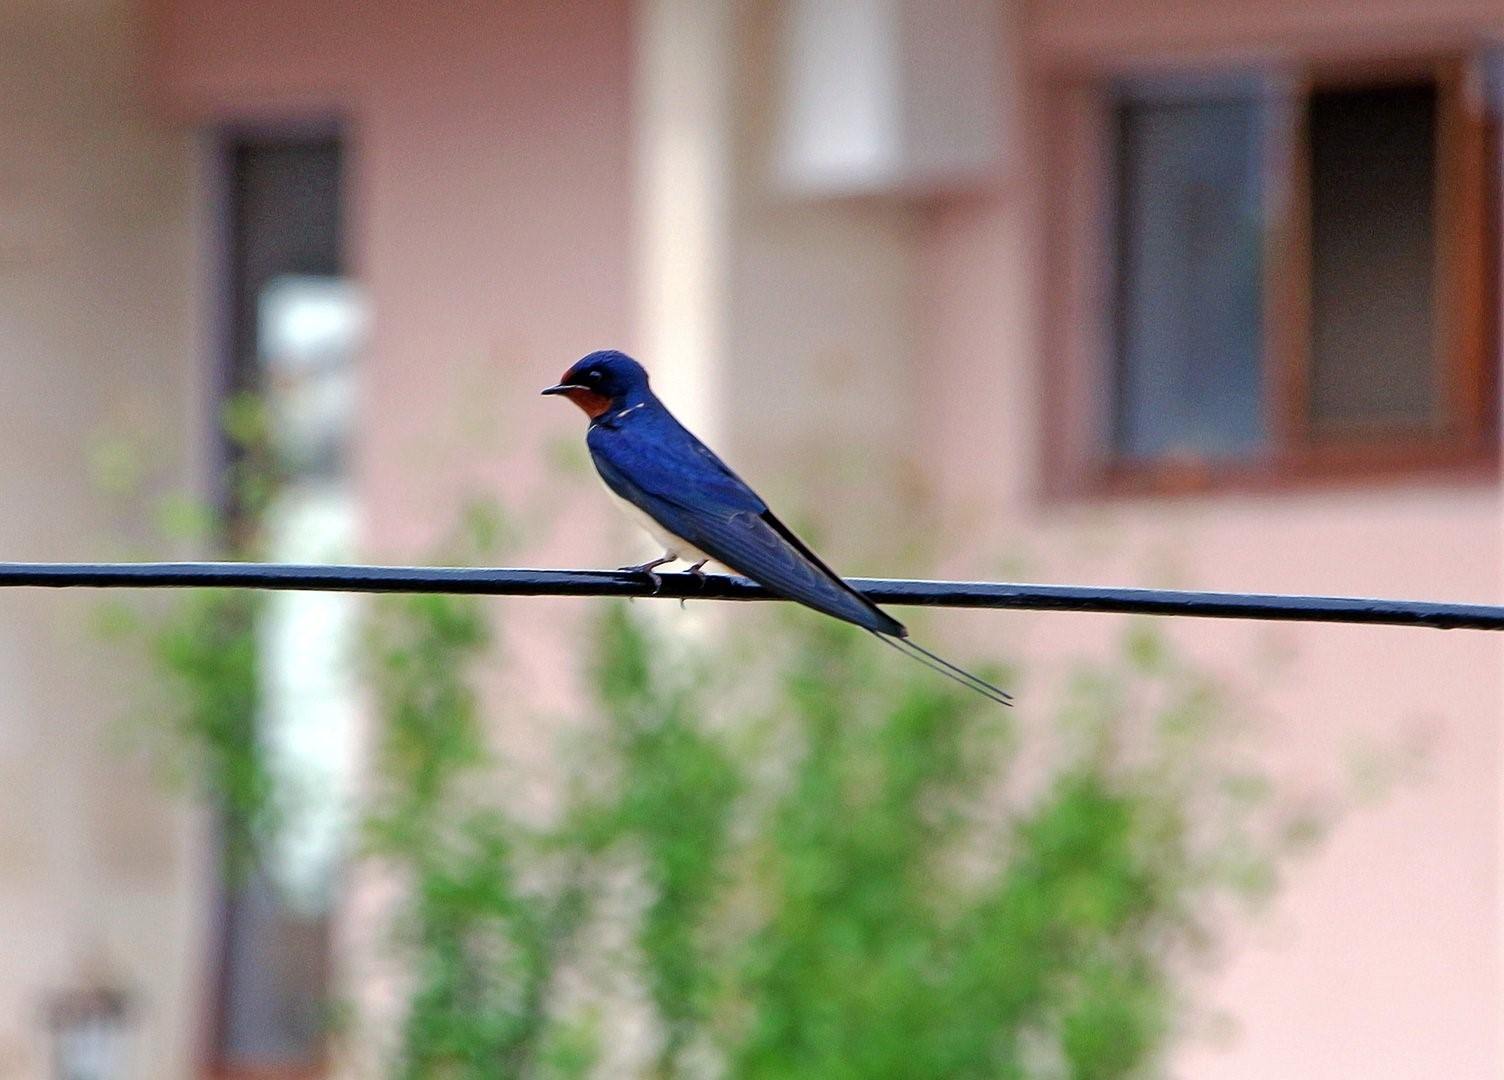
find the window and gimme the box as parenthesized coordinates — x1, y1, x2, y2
(1057, 57, 1496, 493)
(209, 132, 361, 1079)
(1113, 85, 1267, 461)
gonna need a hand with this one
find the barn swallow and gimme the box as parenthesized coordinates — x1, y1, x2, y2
(543, 349, 1011, 706)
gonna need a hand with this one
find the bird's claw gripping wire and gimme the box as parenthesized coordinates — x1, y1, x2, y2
(621, 554, 675, 596)
(680, 559, 709, 608)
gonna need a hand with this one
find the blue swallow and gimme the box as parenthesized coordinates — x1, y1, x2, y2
(544, 349, 1011, 706)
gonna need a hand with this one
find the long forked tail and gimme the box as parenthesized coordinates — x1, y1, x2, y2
(871, 633, 1013, 707)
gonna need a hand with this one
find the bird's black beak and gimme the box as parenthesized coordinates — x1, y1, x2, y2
(540, 383, 579, 396)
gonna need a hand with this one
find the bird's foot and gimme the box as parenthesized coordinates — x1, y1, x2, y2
(680, 560, 709, 609)
(620, 555, 674, 596)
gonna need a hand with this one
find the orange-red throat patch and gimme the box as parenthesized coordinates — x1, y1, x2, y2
(561, 386, 612, 418)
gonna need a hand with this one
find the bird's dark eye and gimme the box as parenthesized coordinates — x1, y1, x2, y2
(587, 370, 603, 384)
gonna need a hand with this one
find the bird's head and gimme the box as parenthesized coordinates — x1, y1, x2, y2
(541, 349, 651, 420)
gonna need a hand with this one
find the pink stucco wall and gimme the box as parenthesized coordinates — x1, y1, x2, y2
(149, 0, 635, 557)
(146, 0, 1504, 1075)
(149, 0, 636, 736)
(919, 1, 1504, 1077)
(0, 2, 205, 1075)
(149, 1, 635, 1066)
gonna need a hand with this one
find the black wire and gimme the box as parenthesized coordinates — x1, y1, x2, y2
(0, 562, 1499, 631)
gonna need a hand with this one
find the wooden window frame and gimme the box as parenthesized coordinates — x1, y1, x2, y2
(1043, 52, 1499, 499)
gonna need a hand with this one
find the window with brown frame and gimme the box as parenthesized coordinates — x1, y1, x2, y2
(1069, 57, 1497, 494)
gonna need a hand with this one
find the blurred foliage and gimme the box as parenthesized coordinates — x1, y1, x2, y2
(120, 578, 1324, 1078)
(560, 609, 1316, 1080)
(112, 479, 1325, 1078)
(352, 591, 1315, 1078)
(577, 604, 741, 1076)
(363, 511, 594, 1080)
(122, 587, 271, 879)
(94, 393, 283, 878)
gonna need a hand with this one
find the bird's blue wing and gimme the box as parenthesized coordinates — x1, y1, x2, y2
(588, 413, 905, 636)
(589, 411, 767, 516)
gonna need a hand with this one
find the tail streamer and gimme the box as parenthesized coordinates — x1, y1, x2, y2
(872, 633, 1013, 707)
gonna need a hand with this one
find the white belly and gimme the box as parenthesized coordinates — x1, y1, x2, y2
(600, 477, 711, 564)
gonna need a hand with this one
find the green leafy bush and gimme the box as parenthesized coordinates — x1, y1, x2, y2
(366, 586, 589, 1079)
(120, 559, 1317, 1079)
(562, 609, 1308, 1080)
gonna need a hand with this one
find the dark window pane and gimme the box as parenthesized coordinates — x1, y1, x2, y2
(1113, 92, 1266, 460)
(220, 870, 330, 1062)
(215, 134, 344, 1072)
(1308, 83, 1438, 433)
(229, 139, 343, 405)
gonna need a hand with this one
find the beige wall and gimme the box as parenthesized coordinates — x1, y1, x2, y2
(719, 2, 925, 560)
(0, 1, 206, 1076)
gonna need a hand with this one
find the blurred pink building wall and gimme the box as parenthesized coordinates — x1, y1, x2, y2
(150, 0, 637, 806)
(149, 0, 635, 559)
(145, 0, 1504, 1077)
(921, 2, 1504, 1077)
(148, 0, 637, 1071)
(0, 2, 204, 1074)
